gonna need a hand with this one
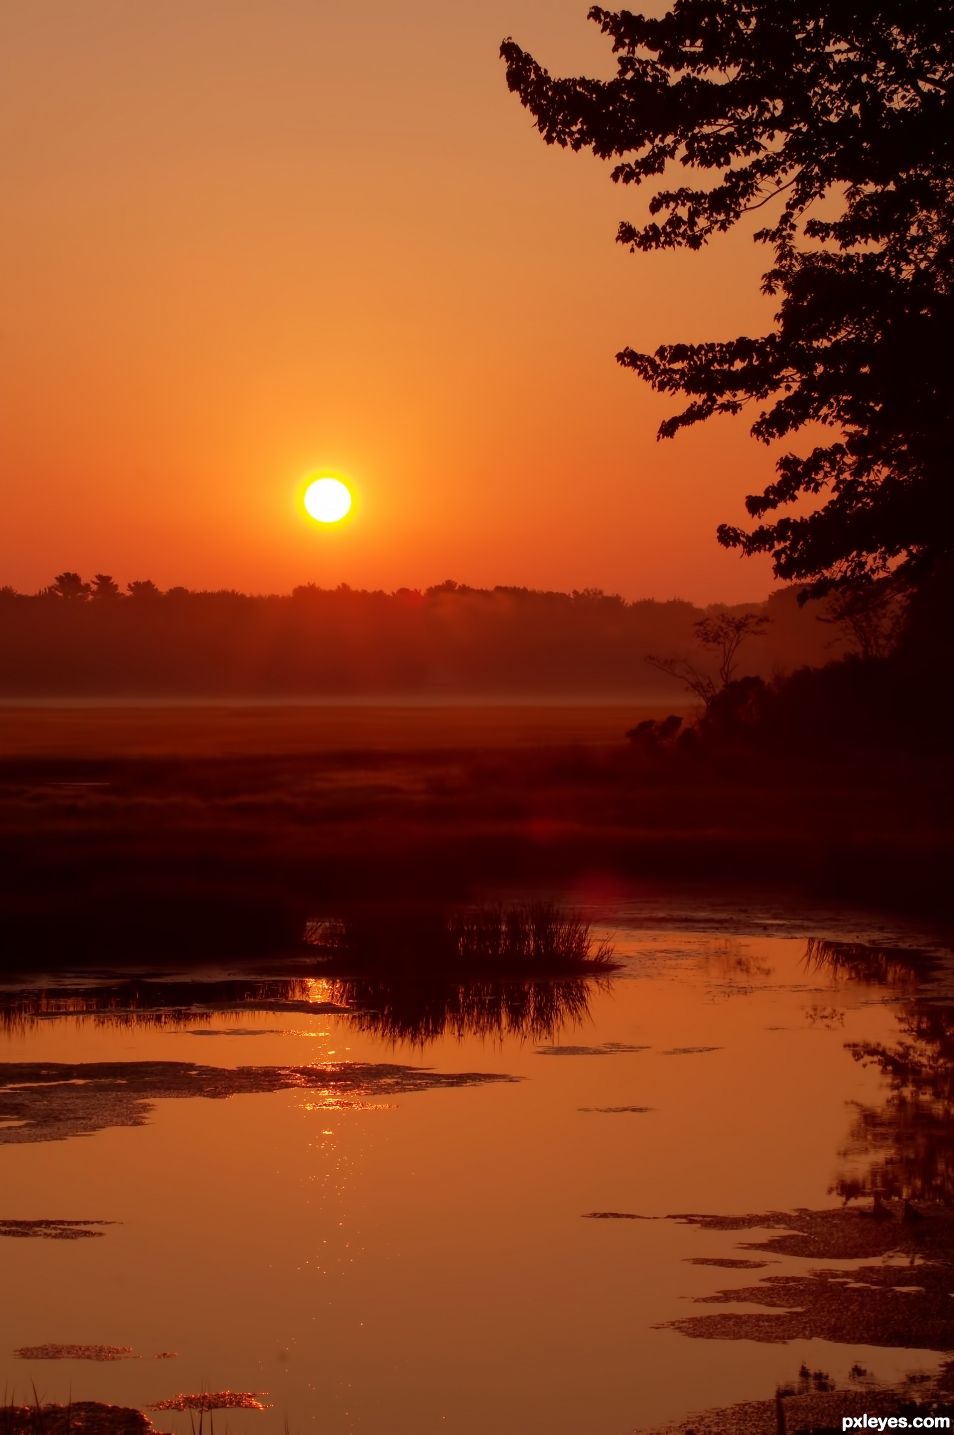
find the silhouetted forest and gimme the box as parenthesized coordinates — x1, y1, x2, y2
(0, 576, 832, 697)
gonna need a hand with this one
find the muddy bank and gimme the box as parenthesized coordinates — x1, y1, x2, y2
(667, 1206, 954, 1263)
(640, 1384, 950, 1435)
(0, 1059, 517, 1144)
(656, 1207, 954, 1353)
(667, 1260, 954, 1349)
(0, 1404, 169, 1435)
(0, 1219, 115, 1239)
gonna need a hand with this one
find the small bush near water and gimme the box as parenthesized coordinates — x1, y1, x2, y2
(306, 901, 616, 975)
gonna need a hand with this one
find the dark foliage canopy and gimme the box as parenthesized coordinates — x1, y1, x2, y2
(501, 2, 954, 593)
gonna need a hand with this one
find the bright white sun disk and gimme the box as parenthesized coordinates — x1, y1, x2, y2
(304, 477, 352, 523)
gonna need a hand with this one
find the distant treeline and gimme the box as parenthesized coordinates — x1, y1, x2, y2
(0, 575, 833, 697)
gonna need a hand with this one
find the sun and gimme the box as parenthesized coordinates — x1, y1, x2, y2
(303, 476, 352, 524)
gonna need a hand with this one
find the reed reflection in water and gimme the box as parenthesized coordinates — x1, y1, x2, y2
(804, 935, 937, 989)
(1, 901, 614, 1046)
(327, 974, 600, 1045)
(0, 972, 602, 1046)
(0, 978, 348, 1036)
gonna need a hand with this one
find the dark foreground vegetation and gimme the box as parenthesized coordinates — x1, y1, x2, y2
(0, 703, 951, 969)
(628, 565, 954, 758)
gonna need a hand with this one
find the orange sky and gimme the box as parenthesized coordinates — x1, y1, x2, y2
(3, 1, 791, 603)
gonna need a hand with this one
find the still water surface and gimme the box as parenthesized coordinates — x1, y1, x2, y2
(2, 905, 951, 1433)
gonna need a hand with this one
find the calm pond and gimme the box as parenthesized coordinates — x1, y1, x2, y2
(2, 896, 952, 1434)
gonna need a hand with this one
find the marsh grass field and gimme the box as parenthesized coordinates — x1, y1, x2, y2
(0, 702, 662, 758)
(1, 702, 951, 967)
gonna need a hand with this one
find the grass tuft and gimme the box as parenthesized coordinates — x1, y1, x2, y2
(308, 901, 617, 976)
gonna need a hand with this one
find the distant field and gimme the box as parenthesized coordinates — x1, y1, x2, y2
(0, 702, 679, 757)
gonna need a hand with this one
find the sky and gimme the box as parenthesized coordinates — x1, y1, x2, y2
(3, 1, 791, 603)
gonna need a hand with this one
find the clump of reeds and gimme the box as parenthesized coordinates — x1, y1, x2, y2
(447, 903, 615, 970)
(306, 901, 616, 975)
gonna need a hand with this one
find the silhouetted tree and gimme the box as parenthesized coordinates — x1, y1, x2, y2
(126, 579, 162, 600)
(822, 579, 908, 661)
(91, 574, 121, 601)
(647, 611, 768, 707)
(501, 4, 954, 594)
(49, 572, 90, 601)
